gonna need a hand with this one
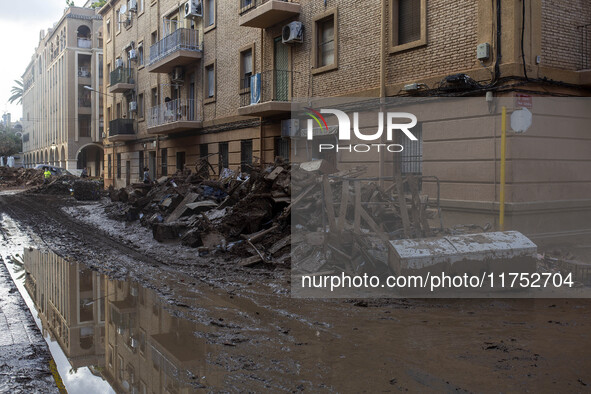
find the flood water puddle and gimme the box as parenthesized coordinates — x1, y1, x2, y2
(12, 247, 228, 393)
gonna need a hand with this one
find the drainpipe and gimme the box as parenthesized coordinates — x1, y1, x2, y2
(379, 0, 387, 186)
(499, 106, 507, 231)
(260, 29, 264, 164)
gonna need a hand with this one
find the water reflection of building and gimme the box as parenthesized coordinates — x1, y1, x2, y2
(103, 279, 216, 393)
(23, 249, 106, 369)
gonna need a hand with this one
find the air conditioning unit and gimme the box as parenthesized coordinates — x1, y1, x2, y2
(129, 0, 138, 12)
(281, 118, 300, 137)
(129, 49, 137, 60)
(282, 21, 304, 44)
(171, 67, 184, 83)
(115, 58, 124, 69)
(129, 101, 137, 112)
(184, 0, 202, 19)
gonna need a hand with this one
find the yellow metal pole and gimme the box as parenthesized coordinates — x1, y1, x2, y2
(499, 106, 507, 231)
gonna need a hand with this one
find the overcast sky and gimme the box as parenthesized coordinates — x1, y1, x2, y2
(0, 0, 85, 122)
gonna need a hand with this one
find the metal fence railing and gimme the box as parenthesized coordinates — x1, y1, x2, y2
(109, 118, 135, 136)
(239, 69, 293, 107)
(578, 24, 591, 70)
(109, 67, 134, 86)
(149, 28, 201, 66)
(78, 67, 91, 78)
(147, 99, 200, 128)
(78, 38, 92, 48)
(239, 0, 299, 15)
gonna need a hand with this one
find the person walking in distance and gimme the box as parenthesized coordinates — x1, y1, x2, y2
(143, 167, 151, 184)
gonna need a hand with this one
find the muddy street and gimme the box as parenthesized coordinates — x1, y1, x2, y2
(1, 193, 590, 392)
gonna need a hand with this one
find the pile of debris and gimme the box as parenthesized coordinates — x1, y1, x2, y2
(0, 167, 44, 189)
(106, 157, 442, 272)
(106, 158, 293, 266)
(28, 176, 103, 201)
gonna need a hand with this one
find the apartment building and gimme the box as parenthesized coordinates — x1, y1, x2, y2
(99, 0, 591, 239)
(21, 6, 104, 176)
(23, 249, 106, 369)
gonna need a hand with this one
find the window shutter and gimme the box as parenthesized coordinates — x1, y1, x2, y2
(398, 0, 421, 45)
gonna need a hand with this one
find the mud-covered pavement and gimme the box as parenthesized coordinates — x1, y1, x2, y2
(1, 192, 591, 392)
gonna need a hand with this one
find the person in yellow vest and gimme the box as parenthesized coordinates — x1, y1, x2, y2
(43, 167, 52, 184)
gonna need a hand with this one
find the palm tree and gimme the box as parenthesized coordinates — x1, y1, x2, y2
(8, 79, 23, 105)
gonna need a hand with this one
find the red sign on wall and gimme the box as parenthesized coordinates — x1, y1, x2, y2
(515, 93, 533, 108)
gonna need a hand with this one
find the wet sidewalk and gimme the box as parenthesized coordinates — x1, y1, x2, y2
(0, 259, 58, 393)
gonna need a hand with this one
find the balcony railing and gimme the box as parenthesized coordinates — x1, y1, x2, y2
(78, 38, 92, 48)
(78, 97, 92, 107)
(78, 67, 91, 78)
(147, 99, 200, 128)
(239, 70, 292, 107)
(238, 0, 300, 28)
(148, 28, 201, 66)
(109, 118, 135, 136)
(239, 0, 299, 15)
(109, 68, 134, 86)
(578, 24, 591, 70)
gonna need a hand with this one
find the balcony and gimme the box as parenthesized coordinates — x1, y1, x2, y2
(238, 70, 293, 117)
(78, 38, 92, 48)
(108, 68, 135, 93)
(239, 0, 301, 29)
(78, 67, 91, 79)
(147, 99, 202, 134)
(147, 29, 202, 74)
(108, 118, 135, 142)
(78, 97, 92, 108)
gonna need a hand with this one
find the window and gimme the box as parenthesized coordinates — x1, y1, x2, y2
(218, 142, 228, 172)
(138, 93, 144, 118)
(116, 153, 121, 179)
(107, 154, 112, 178)
(160, 148, 167, 176)
(240, 140, 253, 173)
(176, 151, 185, 172)
(117, 9, 121, 33)
(240, 0, 253, 10)
(390, 0, 426, 52)
(106, 19, 111, 39)
(205, 0, 215, 28)
(312, 9, 338, 74)
(317, 17, 334, 67)
(151, 31, 158, 45)
(139, 0, 144, 13)
(199, 143, 208, 159)
(138, 43, 144, 66)
(79, 116, 91, 137)
(239, 46, 253, 90)
(275, 137, 290, 161)
(118, 355, 124, 380)
(400, 123, 422, 175)
(205, 63, 215, 99)
(138, 150, 144, 179)
(108, 345, 114, 369)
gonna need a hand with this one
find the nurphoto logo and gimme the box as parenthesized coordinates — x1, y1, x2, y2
(305, 108, 419, 153)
